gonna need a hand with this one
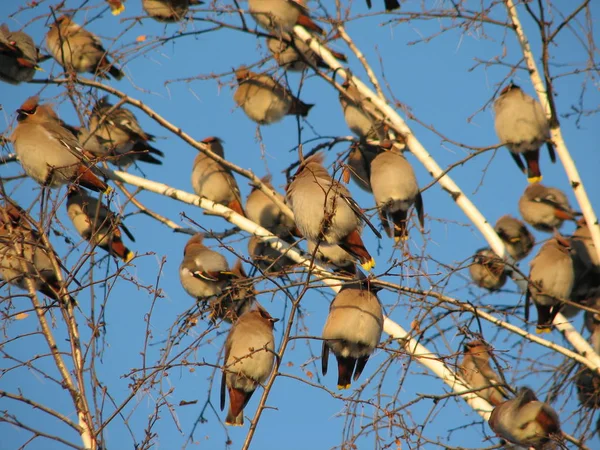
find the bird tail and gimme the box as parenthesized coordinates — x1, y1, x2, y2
(98, 56, 124, 80)
(339, 229, 375, 271)
(288, 99, 314, 117)
(227, 199, 246, 217)
(523, 149, 542, 183)
(296, 14, 324, 35)
(225, 387, 254, 426)
(108, 235, 134, 263)
(385, 0, 401, 10)
(336, 355, 356, 390)
(76, 165, 112, 194)
(389, 208, 409, 243)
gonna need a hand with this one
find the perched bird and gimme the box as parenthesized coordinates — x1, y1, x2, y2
(247, 235, 295, 274)
(249, 0, 323, 35)
(488, 387, 561, 449)
(87, 96, 164, 168)
(11, 96, 111, 193)
(365, 0, 401, 11)
(469, 248, 507, 292)
(459, 340, 509, 406)
(494, 82, 555, 183)
(0, 201, 74, 304)
(46, 15, 124, 79)
(369, 143, 424, 242)
(66, 188, 134, 263)
(584, 297, 600, 354)
(191, 137, 245, 216)
(307, 240, 356, 274)
(339, 78, 387, 141)
(245, 175, 296, 239)
(519, 183, 579, 232)
(0, 24, 41, 84)
(344, 143, 380, 193)
(106, 0, 126, 15)
(234, 68, 313, 125)
(221, 305, 277, 426)
(527, 235, 574, 333)
(210, 259, 256, 323)
(572, 219, 600, 268)
(179, 234, 235, 300)
(494, 215, 535, 261)
(570, 220, 600, 306)
(267, 33, 346, 72)
(576, 367, 600, 409)
(286, 154, 377, 271)
(142, 0, 202, 22)
(321, 279, 383, 389)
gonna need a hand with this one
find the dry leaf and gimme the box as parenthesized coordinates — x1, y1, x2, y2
(136, 35, 147, 43)
(15, 312, 28, 320)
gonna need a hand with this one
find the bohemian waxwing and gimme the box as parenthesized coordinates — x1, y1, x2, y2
(247, 235, 295, 274)
(0, 200, 75, 304)
(106, 0, 126, 15)
(286, 154, 377, 271)
(0, 24, 41, 85)
(210, 259, 256, 323)
(339, 78, 387, 141)
(494, 214, 535, 261)
(584, 297, 600, 354)
(572, 219, 600, 268)
(519, 183, 579, 232)
(245, 175, 296, 239)
(179, 234, 236, 300)
(344, 143, 380, 193)
(570, 220, 600, 306)
(576, 366, 600, 409)
(365, 0, 400, 10)
(11, 96, 111, 193)
(527, 235, 574, 333)
(459, 340, 509, 406)
(321, 279, 383, 390)
(191, 137, 245, 216)
(66, 188, 135, 263)
(221, 305, 277, 426)
(469, 248, 508, 292)
(493, 82, 555, 183)
(267, 33, 347, 72)
(488, 387, 561, 449)
(249, 0, 323, 35)
(307, 240, 356, 274)
(234, 68, 313, 125)
(46, 15, 124, 80)
(369, 142, 424, 242)
(87, 96, 164, 168)
(142, 0, 203, 22)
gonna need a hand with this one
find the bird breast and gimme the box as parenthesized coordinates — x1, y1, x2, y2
(235, 80, 291, 124)
(370, 152, 418, 211)
(249, 0, 301, 34)
(191, 156, 237, 204)
(494, 93, 549, 153)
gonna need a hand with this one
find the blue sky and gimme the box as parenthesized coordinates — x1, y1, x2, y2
(1, 1, 600, 449)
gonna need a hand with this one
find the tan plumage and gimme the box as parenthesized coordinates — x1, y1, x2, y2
(267, 33, 346, 72)
(46, 15, 123, 79)
(248, 235, 295, 274)
(221, 306, 277, 426)
(286, 154, 375, 271)
(339, 79, 387, 141)
(66, 188, 134, 263)
(519, 183, 579, 232)
(459, 340, 509, 406)
(527, 236, 574, 333)
(210, 259, 256, 323)
(307, 240, 355, 274)
(345, 143, 379, 193)
(234, 68, 313, 125)
(0, 24, 40, 85)
(321, 280, 383, 389)
(249, 0, 323, 35)
(488, 387, 561, 449)
(570, 220, 600, 306)
(142, 0, 200, 22)
(191, 137, 245, 216)
(11, 96, 110, 193)
(494, 215, 535, 261)
(494, 83, 554, 183)
(245, 176, 295, 239)
(469, 248, 507, 292)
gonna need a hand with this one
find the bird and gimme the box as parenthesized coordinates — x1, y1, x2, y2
(459, 340, 509, 406)
(321, 279, 383, 390)
(488, 387, 561, 449)
(286, 154, 377, 271)
(191, 137, 245, 216)
(11, 96, 111, 193)
(267, 33, 347, 72)
(247, 235, 295, 274)
(210, 259, 256, 323)
(575, 366, 600, 409)
(339, 78, 387, 141)
(344, 143, 379, 193)
(527, 235, 574, 333)
(369, 142, 424, 242)
(234, 68, 313, 125)
(221, 305, 277, 426)
(66, 188, 135, 263)
(106, 0, 126, 15)
(0, 200, 75, 304)
(307, 240, 356, 274)
(584, 297, 600, 354)
(519, 183, 579, 232)
(469, 248, 507, 292)
(365, 0, 401, 11)
(142, 0, 203, 22)
(249, 0, 323, 36)
(179, 233, 236, 300)
(245, 175, 296, 239)
(493, 82, 555, 183)
(0, 24, 41, 84)
(570, 219, 600, 306)
(494, 215, 535, 261)
(87, 96, 164, 168)
(46, 15, 124, 79)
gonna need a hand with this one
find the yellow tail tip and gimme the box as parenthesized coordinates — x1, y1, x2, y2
(509, 237, 521, 243)
(124, 251, 135, 263)
(104, 185, 114, 195)
(34, 66, 45, 72)
(536, 327, 551, 335)
(528, 176, 543, 184)
(111, 4, 125, 15)
(337, 384, 351, 390)
(361, 258, 375, 271)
